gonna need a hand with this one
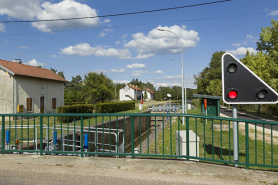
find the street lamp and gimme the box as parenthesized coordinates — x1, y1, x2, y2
(158, 28, 187, 125)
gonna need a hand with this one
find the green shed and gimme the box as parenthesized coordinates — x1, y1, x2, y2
(193, 94, 222, 117)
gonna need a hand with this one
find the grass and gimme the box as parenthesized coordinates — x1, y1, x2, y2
(147, 106, 278, 171)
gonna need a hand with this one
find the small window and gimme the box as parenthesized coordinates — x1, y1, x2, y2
(27, 97, 33, 112)
(52, 98, 57, 110)
(42, 86, 44, 90)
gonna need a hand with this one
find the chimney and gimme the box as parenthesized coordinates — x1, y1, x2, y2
(13, 59, 22, 64)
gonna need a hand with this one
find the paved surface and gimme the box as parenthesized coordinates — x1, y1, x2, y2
(0, 154, 277, 185)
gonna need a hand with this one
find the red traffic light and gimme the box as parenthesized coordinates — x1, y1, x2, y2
(228, 90, 238, 99)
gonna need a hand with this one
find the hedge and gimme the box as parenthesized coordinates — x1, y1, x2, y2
(95, 101, 135, 113)
(57, 104, 94, 122)
(64, 102, 85, 106)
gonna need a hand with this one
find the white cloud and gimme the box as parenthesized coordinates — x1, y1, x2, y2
(0, 23, 5, 32)
(122, 34, 128, 42)
(155, 75, 182, 80)
(126, 63, 146, 69)
(269, 10, 278, 16)
(0, 0, 42, 20)
(242, 40, 248, 45)
(154, 82, 181, 88)
(18, 46, 28, 49)
(31, 0, 100, 32)
(135, 53, 155, 59)
(131, 70, 149, 76)
(110, 68, 125, 73)
(115, 41, 120, 45)
(124, 25, 199, 56)
(5, 41, 9, 44)
(50, 55, 61, 58)
(153, 74, 196, 89)
(151, 70, 163, 75)
(90, 69, 107, 74)
(232, 43, 241, 47)
(246, 35, 253, 39)
(98, 28, 113, 37)
(226, 47, 258, 56)
(103, 19, 110, 23)
(27, 59, 46, 67)
(61, 43, 132, 59)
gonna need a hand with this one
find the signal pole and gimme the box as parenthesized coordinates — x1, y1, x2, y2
(233, 105, 238, 167)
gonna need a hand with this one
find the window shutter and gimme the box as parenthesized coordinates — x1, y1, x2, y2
(52, 98, 56, 109)
(27, 97, 32, 112)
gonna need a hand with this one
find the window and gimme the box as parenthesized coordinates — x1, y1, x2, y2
(26, 97, 33, 112)
(41, 86, 44, 90)
(52, 97, 57, 110)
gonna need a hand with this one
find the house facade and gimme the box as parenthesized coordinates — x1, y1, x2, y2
(143, 88, 155, 101)
(119, 84, 142, 101)
(0, 59, 67, 115)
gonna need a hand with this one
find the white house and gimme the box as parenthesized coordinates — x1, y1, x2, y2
(143, 88, 155, 101)
(0, 59, 67, 115)
(119, 84, 142, 101)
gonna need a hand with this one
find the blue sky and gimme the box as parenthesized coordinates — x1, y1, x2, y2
(0, 0, 277, 89)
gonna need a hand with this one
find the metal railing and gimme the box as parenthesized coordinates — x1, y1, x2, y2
(0, 113, 278, 170)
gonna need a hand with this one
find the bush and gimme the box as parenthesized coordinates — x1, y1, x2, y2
(95, 101, 135, 113)
(57, 104, 94, 122)
(64, 102, 85, 106)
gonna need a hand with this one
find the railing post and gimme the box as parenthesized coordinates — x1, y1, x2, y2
(2, 116, 5, 155)
(245, 122, 249, 170)
(40, 116, 43, 156)
(80, 117, 84, 158)
(131, 116, 134, 159)
(186, 116, 189, 161)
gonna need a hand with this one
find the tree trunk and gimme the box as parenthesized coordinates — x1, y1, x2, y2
(257, 104, 261, 116)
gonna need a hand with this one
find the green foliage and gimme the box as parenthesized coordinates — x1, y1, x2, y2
(57, 104, 94, 122)
(64, 75, 83, 102)
(64, 102, 85, 106)
(206, 79, 222, 96)
(144, 90, 147, 99)
(130, 78, 155, 90)
(95, 101, 135, 113)
(82, 72, 113, 104)
(155, 86, 196, 101)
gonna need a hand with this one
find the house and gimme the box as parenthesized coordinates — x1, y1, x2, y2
(0, 59, 67, 115)
(143, 88, 155, 101)
(119, 84, 142, 101)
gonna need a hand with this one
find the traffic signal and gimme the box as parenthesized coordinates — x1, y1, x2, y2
(222, 53, 278, 104)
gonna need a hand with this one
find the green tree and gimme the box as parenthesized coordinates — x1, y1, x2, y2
(144, 90, 147, 100)
(64, 75, 83, 102)
(206, 79, 222, 96)
(82, 72, 113, 104)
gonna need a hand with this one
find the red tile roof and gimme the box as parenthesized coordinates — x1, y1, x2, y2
(146, 88, 155, 94)
(0, 59, 67, 82)
(127, 84, 142, 91)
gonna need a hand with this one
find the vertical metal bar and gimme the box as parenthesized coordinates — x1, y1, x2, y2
(27, 116, 29, 150)
(178, 116, 180, 156)
(237, 122, 239, 163)
(109, 116, 111, 153)
(102, 116, 104, 154)
(40, 116, 43, 156)
(48, 117, 50, 152)
(140, 116, 142, 154)
(155, 116, 157, 155)
(170, 116, 172, 156)
(245, 122, 249, 170)
(80, 117, 84, 158)
(116, 116, 118, 154)
(204, 118, 206, 158)
(229, 121, 231, 161)
(60, 117, 63, 152)
(1, 116, 4, 155)
(95, 117, 98, 157)
(255, 123, 257, 164)
(263, 124, 265, 165)
(131, 116, 134, 159)
(147, 116, 149, 155)
(220, 120, 222, 160)
(123, 116, 125, 154)
(89, 117, 91, 154)
(271, 124, 273, 166)
(9, 117, 11, 150)
(212, 119, 214, 159)
(195, 118, 197, 158)
(67, 117, 69, 152)
(33, 117, 35, 151)
(163, 116, 164, 155)
(186, 116, 189, 161)
(233, 104, 238, 167)
(73, 117, 75, 152)
(21, 117, 23, 150)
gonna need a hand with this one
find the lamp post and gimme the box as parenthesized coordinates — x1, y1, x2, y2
(158, 28, 186, 125)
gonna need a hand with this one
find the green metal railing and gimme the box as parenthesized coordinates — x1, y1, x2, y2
(0, 113, 278, 170)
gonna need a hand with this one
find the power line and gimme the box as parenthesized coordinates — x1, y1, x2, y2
(0, 0, 231, 24)
(0, 12, 266, 37)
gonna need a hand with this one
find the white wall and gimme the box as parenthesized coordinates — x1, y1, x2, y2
(14, 76, 64, 114)
(0, 70, 14, 114)
(119, 85, 134, 101)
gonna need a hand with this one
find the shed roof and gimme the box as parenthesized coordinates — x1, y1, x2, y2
(0, 59, 67, 82)
(193, 94, 222, 100)
(145, 88, 155, 94)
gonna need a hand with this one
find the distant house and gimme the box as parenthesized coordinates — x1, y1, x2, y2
(119, 84, 142, 101)
(0, 59, 67, 115)
(143, 88, 155, 101)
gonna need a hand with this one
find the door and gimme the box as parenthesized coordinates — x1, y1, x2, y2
(40, 96, 45, 113)
(207, 99, 217, 116)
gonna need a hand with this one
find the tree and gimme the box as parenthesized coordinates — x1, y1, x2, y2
(82, 72, 113, 104)
(50, 68, 57, 74)
(58, 71, 65, 79)
(64, 75, 83, 102)
(206, 79, 222, 96)
(256, 19, 278, 62)
(144, 90, 147, 100)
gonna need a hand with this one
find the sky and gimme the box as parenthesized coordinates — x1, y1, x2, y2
(0, 0, 277, 89)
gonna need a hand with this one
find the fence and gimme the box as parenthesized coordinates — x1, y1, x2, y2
(0, 113, 278, 170)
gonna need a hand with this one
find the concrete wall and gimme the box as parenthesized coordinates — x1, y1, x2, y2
(14, 76, 64, 114)
(0, 70, 14, 114)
